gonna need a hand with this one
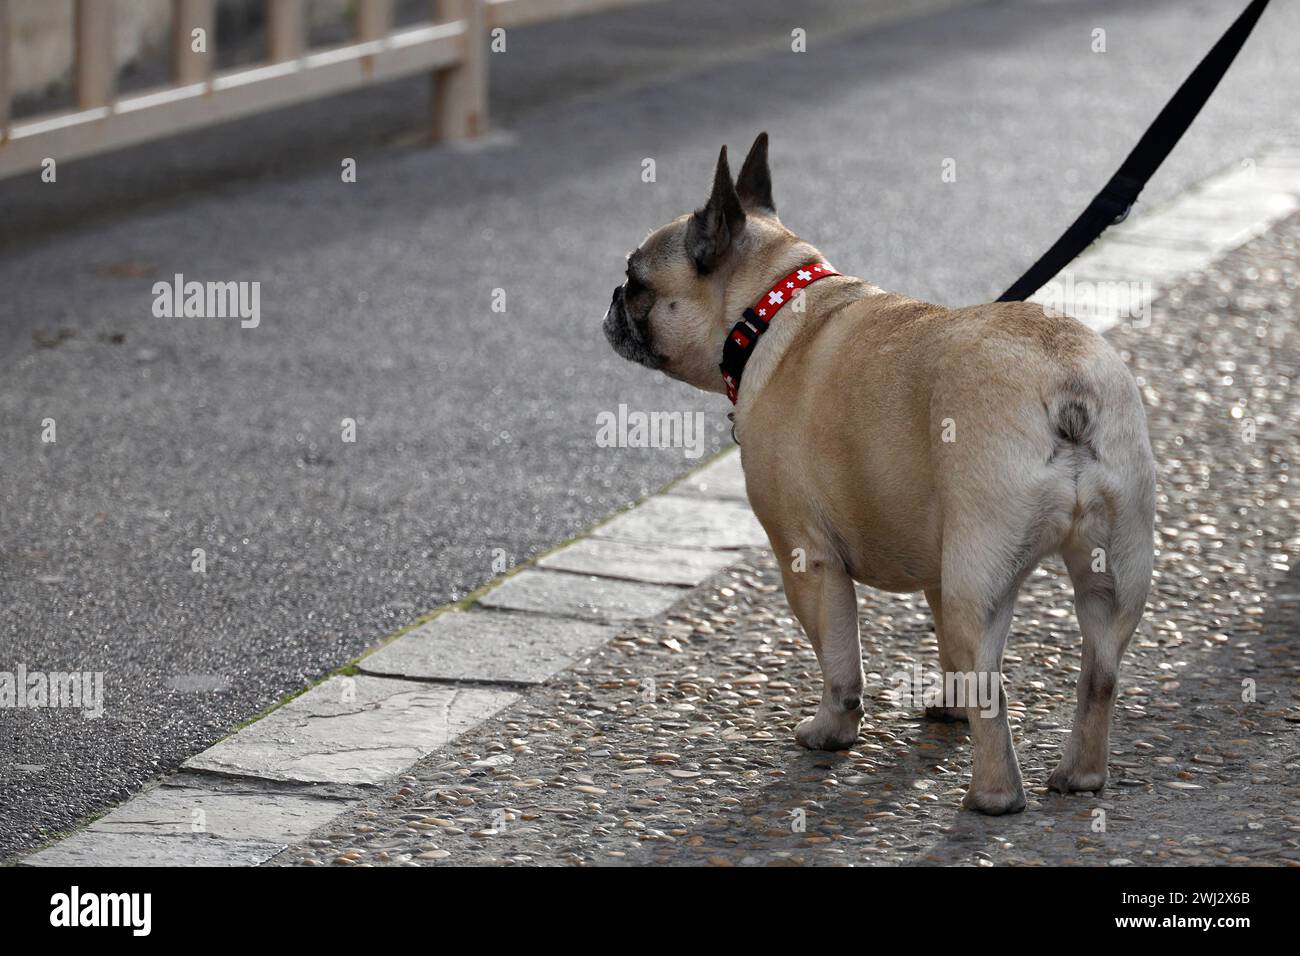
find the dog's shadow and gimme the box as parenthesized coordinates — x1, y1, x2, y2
(665, 715, 1098, 866)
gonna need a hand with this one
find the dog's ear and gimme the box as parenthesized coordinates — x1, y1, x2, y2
(686, 145, 745, 274)
(736, 132, 774, 212)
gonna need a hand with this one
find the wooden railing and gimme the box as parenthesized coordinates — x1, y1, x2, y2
(487, 0, 651, 29)
(0, 0, 653, 180)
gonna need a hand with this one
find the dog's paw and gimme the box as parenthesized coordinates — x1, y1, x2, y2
(794, 711, 860, 752)
(925, 705, 969, 723)
(1046, 762, 1107, 794)
(961, 785, 1027, 816)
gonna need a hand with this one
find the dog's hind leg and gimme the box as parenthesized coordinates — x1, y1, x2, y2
(923, 587, 969, 723)
(934, 468, 1051, 813)
(939, 563, 1028, 815)
(1048, 501, 1152, 793)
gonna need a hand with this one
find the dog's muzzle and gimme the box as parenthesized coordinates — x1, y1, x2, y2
(603, 286, 663, 369)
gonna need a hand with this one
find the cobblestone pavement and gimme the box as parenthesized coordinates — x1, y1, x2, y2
(274, 215, 1300, 867)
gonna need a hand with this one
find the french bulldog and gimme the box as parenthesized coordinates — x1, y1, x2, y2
(603, 133, 1155, 814)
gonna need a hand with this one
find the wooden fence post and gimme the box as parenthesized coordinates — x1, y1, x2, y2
(433, 0, 487, 140)
(75, 0, 116, 109)
(357, 0, 394, 42)
(0, 0, 11, 140)
(267, 0, 306, 62)
(173, 0, 215, 86)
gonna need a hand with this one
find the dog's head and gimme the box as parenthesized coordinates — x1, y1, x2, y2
(602, 133, 805, 394)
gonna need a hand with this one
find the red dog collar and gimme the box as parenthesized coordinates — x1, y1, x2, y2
(719, 262, 840, 403)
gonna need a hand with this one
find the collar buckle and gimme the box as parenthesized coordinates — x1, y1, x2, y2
(718, 261, 839, 405)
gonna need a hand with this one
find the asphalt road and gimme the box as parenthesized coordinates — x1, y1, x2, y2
(1, 0, 1297, 861)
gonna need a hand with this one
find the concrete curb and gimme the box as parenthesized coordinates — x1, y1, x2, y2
(20, 452, 761, 866)
(20, 138, 1300, 867)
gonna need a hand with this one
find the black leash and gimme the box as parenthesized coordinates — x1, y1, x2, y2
(999, 0, 1271, 303)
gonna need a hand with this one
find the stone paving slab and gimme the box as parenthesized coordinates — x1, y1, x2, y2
(1117, 207, 1283, 252)
(1258, 146, 1300, 165)
(1164, 191, 1298, 227)
(1067, 241, 1221, 285)
(539, 536, 737, 586)
(477, 569, 685, 622)
(591, 494, 767, 550)
(1198, 168, 1300, 202)
(668, 451, 749, 501)
(81, 783, 349, 844)
(359, 609, 620, 685)
(25, 832, 283, 867)
(184, 676, 516, 786)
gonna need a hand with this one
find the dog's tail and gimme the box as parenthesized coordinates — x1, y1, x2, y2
(1051, 378, 1099, 453)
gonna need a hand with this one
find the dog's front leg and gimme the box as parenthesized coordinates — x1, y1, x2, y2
(777, 551, 864, 751)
